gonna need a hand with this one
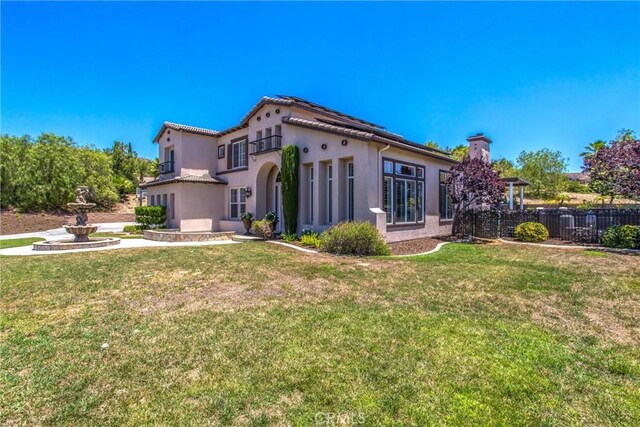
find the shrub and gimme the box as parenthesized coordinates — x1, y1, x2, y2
(300, 234, 321, 248)
(134, 206, 166, 229)
(281, 145, 299, 234)
(251, 220, 273, 240)
(300, 228, 315, 237)
(240, 212, 254, 221)
(281, 232, 298, 242)
(123, 224, 143, 234)
(514, 222, 549, 242)
(319, 221, 390, 256)
(601, 225, 640, 249)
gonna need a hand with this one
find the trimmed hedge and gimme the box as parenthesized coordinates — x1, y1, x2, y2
(601, 225, 640, 249)
(320, 221, 390, 256)
(281, 145, 299, 234)
(134, 206, 166, 229)
(514, 222, 549, 242)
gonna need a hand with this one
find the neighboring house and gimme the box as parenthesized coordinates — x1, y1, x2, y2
(139, 95, 490, 242)
(566, 172, 590, 185)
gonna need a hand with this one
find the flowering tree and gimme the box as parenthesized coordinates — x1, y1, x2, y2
(446, 156, 506, 234)
(583, 130, 640, 204)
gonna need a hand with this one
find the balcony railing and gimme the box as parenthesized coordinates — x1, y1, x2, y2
(158, 160, 175, 175)
(249, 135, 282, 155)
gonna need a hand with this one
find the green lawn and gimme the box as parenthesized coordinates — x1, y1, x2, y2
(1, 243, 638, 425)
(0, 237, 44, 249)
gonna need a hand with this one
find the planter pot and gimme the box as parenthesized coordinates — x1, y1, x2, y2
(242, 219, 254, 235)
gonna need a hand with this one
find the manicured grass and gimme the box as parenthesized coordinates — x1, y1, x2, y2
(1, 243, 639, 425)
(0, 237, 44, 249)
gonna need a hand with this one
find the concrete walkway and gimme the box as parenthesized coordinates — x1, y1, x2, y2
(0, 235, 238, 256)
(0, 222, 135, 240)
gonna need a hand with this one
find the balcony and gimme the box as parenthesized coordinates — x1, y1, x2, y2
(249, 135, 282, 155)
(158, 160, 175, 175)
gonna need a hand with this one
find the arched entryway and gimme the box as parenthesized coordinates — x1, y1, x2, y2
(255, 162, 282, 232)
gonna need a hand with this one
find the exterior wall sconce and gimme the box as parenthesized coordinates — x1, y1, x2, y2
(341, 139, 348, 146)
(245, 186, 252, 198)
(321, 143, 327, 150)
(303, 147, 309, 153)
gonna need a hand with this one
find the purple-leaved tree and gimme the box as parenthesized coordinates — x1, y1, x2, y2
(583, 130, 640, 204)
(446, 156, 506, 235)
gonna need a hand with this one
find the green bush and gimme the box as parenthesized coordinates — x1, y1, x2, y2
(240, 212, 254, 221)
(281, 145, 299, 234)
(319, 221, 390, 256)
(601, 225, 640, 249)
(281, 232, 298, 242)
(122, 224, 143, 234)
(264, 211, 279, 228)
(134, 206, 166, 229)
(565, 181, 590, 193)
(251, 220, 273, 240)
(514, 222, 549, 242)
(300, 234, 321, 248)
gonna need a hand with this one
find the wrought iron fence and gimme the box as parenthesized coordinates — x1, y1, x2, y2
(456, 208, 640, 243)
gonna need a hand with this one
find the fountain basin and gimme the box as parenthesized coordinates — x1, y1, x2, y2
(33, 237, 121, 251)
(67, 202, 97, 210)
(64, 225, 99, 242)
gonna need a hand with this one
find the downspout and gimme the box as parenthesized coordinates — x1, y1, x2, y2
(377, 143, 391, 208)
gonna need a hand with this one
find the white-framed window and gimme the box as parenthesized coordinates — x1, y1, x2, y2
(383, 158, 425, 225)
(327, 164, 333, 224)
(231, 140, 247, 169)
(229, 187, 246, 219)
(347, 162, 354, 221)
(309, 166, 314, 223)
(149, 195, 155, 206)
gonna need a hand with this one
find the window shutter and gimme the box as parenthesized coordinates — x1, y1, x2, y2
(227, 144, 232, 169)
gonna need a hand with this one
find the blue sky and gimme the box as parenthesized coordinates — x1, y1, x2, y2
(2, 1, 639, 171)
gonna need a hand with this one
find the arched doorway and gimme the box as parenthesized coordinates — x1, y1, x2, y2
(255, 162, 282, 232)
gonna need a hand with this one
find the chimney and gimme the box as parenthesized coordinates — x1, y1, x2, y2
(467, 133, 491, 162)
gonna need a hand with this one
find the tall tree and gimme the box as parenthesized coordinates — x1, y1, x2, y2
(493, 157, 518, 178)
(516, 149, 568, 199)
(580, 139, 607, 159)
(447, 144, 470, 161)
(281, 145, 299, 234)
(446, 157, 506, 235)
(584, 129, 639, 203)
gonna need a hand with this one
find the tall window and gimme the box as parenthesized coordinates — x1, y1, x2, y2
(309, 166, 314, 223)
(149, 195, 155, 206)
(439, 171, 453, 220)
(347, 162, 354, 221)
(327, 164, 333, 224)
(232, 140, 247, 169)
(229, 188, 246, 219)
(382, 159, 425, 225)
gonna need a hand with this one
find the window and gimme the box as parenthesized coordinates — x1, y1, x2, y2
(229, 188, 246, 219)
(218, 145, 225, 159)
(383, 176, 393, 224)
(169, 193, 175, 220)
(162, 194, 167, 207)
(347, 162, 354, 221)
(439, 171, 453, 220)
(327, 164, 333, 224)
(309, 166, 314, 223)
(149, 195, 155, 206)
(231, 140, 247, 168)
(395, 162, 416, 177)
(382, 158, 425, 225)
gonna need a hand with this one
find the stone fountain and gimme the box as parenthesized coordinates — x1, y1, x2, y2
(64, 186, 98, 242)
(32, 186, 121, 251)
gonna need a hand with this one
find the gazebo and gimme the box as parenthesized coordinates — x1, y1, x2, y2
(500, 177, 530, 211)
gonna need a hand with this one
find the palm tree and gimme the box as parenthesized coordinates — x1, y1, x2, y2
(580, 140, 606, 159)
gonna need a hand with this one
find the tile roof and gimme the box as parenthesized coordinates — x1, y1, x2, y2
(153, 121, 219, 142)
(282, 116, 456, 163)
(139, 174, 227, 188)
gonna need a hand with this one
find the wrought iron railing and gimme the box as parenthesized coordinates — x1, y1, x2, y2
(158, 161, 175, 174)
(249, 135, 282, 154)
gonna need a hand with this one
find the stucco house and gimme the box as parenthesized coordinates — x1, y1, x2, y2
(140, 95, 491, 242)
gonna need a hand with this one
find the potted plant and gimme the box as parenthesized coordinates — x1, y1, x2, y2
(264, 211, 279, 233)
(240, 212, 254, 235)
